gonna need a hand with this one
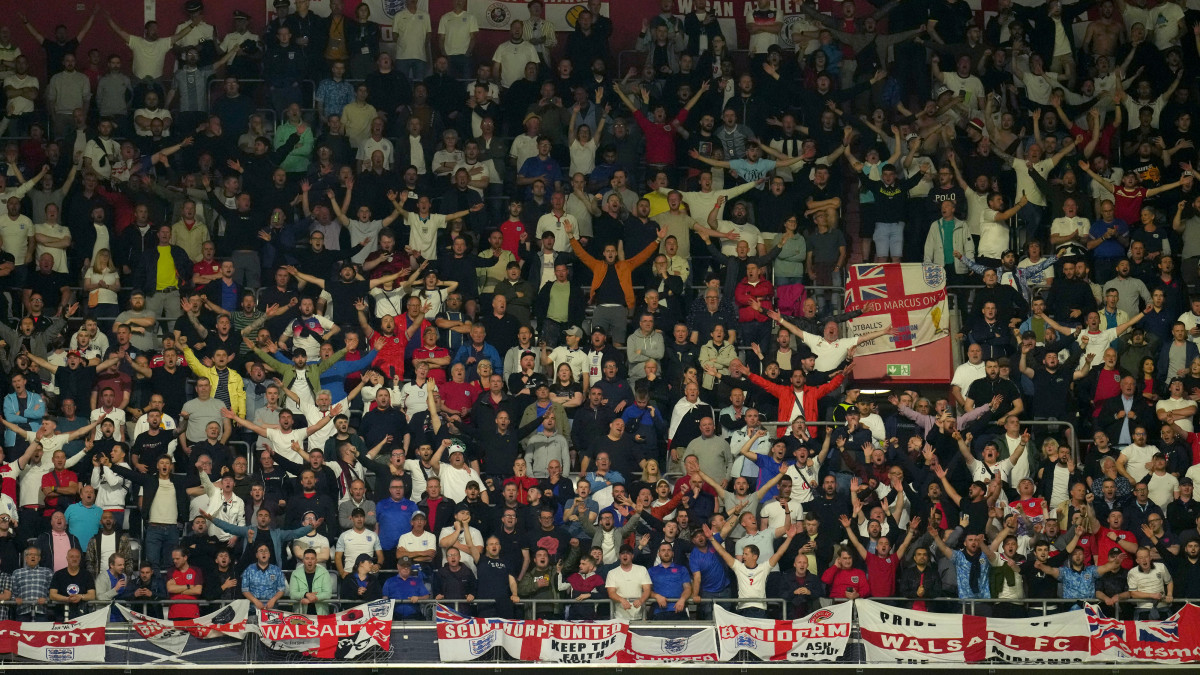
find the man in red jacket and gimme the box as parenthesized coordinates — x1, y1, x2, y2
(747, 361, 854, 436)
(734, 262, 775, 369)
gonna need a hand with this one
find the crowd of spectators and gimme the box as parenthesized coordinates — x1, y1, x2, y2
(0, 0, 1197, 625)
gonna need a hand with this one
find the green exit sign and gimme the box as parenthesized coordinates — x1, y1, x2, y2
(887, 364, 911, 377)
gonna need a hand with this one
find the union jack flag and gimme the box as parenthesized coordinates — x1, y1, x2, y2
(1086, 605, 1126, 641)
(1137, 622, 1180, 643)
(435, 604, 509, 626)
(844, 265, 892, 305)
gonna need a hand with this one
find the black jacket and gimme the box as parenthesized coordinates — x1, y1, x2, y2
(131, 244, 193, 295)
(109, 465, 198, 524)
(36, 530, 81, 569)
(534, 279, 586, 328)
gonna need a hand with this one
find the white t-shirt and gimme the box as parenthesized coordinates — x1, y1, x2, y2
(399, 382, 429, 416)
(1146, 472, 1179, 509)
(348, 219, 383, 265)
(392, 10, 432, 60)
(1012, 158, 1054, 206)
(357, 137, 394, 169)
(605, 564, 652, 619)
(548, 346, 587, 381)
(798, 332, 860, 372)
(34, 223, 69, 272)
(133, 107, 172, 137)
(127, 36, 174, 80)
(438, 525, 483, 574)
(978, 208, 1010, 259)
(731, 560, 771, 610)
(396, 529, 437, 562)
(569, 138, 598, 177)
(437, 10, 479, 56)
(951, 361, 987, 400)
(90, 408, 126, 442)
(536, 212, 577, 253)
(1127, 562, 1172, 610)
(437, 462, 481, 503)
(4, 74, 37, 115)
(941, 72, 985, 113)
(1120, 443, 1160, 483)
(716, 221, 763, 256)
(405, 212, 448, 260)
(759, 498, 804, 533)
(785, 459, 821, 503)
(1156, 397, 1195, 433)
(0, 214, 32, 262)
(1050, 216, 1090, 255)
(1078, 328, 1118, 369)
(492, 40, 540, 88)
(266, 428, 309, 465)
(336, 527, 383, 568)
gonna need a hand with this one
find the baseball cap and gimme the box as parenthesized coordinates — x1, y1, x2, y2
(397, 556, 413, 566)
(1180, 477, 1194, 486)
(565, 326, 584, 338)
(351, 507, 366, 517)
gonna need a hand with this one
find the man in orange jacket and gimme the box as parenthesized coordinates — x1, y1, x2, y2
(565, 219, 664, 348)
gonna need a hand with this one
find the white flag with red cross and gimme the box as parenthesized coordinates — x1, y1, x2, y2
(844, 263, 950, 355)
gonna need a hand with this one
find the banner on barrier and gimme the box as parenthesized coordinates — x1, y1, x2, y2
(436, 605, 628, 663)
(857, 599, 1090, 664)
(256, 599, 393, 659)
(607, 628, 719, 662)
(118, 600, 250, 655)
(0, 607, 107, 663)
(714, 603, 852, 662)
(1086, 603, 1200, 662)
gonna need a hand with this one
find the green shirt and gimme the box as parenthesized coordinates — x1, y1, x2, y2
(547, 281, 570, 322)
(939, 219, 956, 265)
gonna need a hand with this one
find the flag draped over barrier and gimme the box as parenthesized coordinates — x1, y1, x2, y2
(1085, 602, 1200, 662)
(0, 607, 107, 662)
(4, 600, 1200, 664)
(857, 599, 1091, 664)
(117, 600, 250, 655)
(255, 599, 393, 659)
(714, 603, 853, 661)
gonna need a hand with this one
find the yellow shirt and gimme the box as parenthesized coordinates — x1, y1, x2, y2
(155, 246, 177, 291)
(341, 101, 377, 148)
(643, 191, 669, 218)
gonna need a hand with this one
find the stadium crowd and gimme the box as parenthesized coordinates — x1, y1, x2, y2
(0, 0, 1196, 626)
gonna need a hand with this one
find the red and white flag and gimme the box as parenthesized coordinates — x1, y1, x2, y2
(714, 603, 852, 662)
(844, 263, 950, 354)
(0, 607, 107, 663)
(1086, 603, 1200, 662)
(256, 600, 393, 659)
(857, 599, 1090, 664)
(606, 628, 719, 663)
(117, 600, 250, 655)
(436, 605, 627, 662)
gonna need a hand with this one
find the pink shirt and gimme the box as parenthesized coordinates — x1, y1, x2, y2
(51, 531, 69, 571)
